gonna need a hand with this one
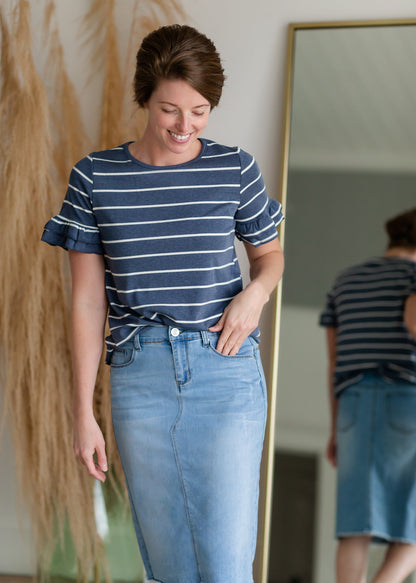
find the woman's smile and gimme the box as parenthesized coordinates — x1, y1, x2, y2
(131, 78, 211, 166)
(168, 130, 191, 143)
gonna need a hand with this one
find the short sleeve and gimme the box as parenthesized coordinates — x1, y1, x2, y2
(235, 149, 284, 246)
(319, 289, 337, 327)
(41, 155, 103, 254)
(409, 265, 416, 295)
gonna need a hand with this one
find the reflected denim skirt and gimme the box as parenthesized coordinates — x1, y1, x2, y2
(110, 326, 267, 583)
(336, 373, 416, 543)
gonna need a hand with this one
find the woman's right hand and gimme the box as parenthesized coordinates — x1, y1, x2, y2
(73, 414, 108, 482)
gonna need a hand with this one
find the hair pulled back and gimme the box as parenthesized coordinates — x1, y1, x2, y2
(385, 208, 416, 249)
(133, 24, 225, 109)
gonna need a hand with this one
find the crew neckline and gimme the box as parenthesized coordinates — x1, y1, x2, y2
(378, 255, 416, 265)
(122, 138, 207, 169)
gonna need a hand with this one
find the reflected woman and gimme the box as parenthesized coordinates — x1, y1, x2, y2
(42, 24, 284, 583)
(320, 208, 416, 583)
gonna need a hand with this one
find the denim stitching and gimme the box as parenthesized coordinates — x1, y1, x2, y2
(253, 348, 268, 429)
(122, 471, 154, 580)
(170, 389, 203, 581)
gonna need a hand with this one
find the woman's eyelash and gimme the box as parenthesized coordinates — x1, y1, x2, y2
(161, 109, 206, 116)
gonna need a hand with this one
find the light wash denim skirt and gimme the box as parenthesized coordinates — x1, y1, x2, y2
(336, 372, 416, 544)
(110, 326, 267, 583)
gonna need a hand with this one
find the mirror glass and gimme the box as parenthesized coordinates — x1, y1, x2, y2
(269, 20, 416, 583)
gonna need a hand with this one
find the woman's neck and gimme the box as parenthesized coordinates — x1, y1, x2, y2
(384, 247, 416, 261)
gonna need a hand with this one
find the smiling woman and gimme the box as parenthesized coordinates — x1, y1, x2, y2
(41, 23, 284, 583)
(130, 79, 211, 165)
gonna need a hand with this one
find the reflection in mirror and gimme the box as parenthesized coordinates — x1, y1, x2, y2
(268, 20, 416, 583)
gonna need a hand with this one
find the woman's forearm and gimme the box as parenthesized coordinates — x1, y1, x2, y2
(326, 327, 338, 433)
(325, 327, 338, 467)
(71, 301, 107, 416)
(247, 246, 284, 301)
(328, 364, 338, 433)
(69, 250, 108, 417)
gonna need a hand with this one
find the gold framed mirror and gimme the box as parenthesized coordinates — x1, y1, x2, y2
(262, 18, 416, 583)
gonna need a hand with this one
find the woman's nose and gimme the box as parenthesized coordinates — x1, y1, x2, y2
(175, 113, 190, 133)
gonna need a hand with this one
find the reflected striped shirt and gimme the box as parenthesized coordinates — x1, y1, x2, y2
(42, 139, 283, 361)
(320, 257, 416, 393)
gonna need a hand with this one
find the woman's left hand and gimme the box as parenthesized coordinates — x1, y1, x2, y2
(208, 281, 268, 355)
(209, 238, 284, 355)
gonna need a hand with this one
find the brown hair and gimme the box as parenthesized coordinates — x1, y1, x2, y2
(385, 208, 416, 249)
(133, 24, 225, 109)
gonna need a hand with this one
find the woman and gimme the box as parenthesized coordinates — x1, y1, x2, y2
(320, 208, 416, 583)
(42, 24, 284, 583)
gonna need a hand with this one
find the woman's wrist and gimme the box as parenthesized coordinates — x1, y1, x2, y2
(72, 396, 95, 418)
(245, 279, 269, 304)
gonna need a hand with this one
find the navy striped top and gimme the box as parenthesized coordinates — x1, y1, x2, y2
(42, 139, 283, 361)
(320, 257, 416, 394)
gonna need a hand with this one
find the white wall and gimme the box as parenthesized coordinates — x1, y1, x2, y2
(1, 0, 416, 578)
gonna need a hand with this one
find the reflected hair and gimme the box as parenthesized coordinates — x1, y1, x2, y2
(385, 208, 416, 249)
(133, 24, 225, 109)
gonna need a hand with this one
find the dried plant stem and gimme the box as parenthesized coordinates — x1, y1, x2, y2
(0, 0, 96, 571)
(1, 0, 102, 576)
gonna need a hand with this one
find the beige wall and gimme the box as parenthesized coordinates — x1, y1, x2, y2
(1, 0, 415, 578)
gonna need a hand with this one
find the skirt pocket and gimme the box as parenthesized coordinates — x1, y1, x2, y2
(386, 391, 416, 434)
(110, 345, 135, 368)
(207, 335, 256, 360)
(337, 390, 360, 432)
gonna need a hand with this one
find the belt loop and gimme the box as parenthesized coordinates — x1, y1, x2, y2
(201, 330, 210, 346)
(133, 330, 142, 351)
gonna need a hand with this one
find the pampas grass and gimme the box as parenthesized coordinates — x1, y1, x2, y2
(0, 0, 100, 575)
(43, 1, 89, 184)
(83, 0, 124, 149)
(0, 0, 187, 580)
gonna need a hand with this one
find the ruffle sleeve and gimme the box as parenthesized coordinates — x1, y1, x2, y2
(235, 149, 284, 246)
(41, 155, 103, 254)
(235, 197, 284, 246)
(41, 217, 103, 253)
(319, 291, 337, 327)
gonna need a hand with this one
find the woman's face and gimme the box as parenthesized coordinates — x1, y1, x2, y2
(144, 78, 211, 165)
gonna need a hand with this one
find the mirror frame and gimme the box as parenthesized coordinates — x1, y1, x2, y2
(257, 17, 416, 583)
